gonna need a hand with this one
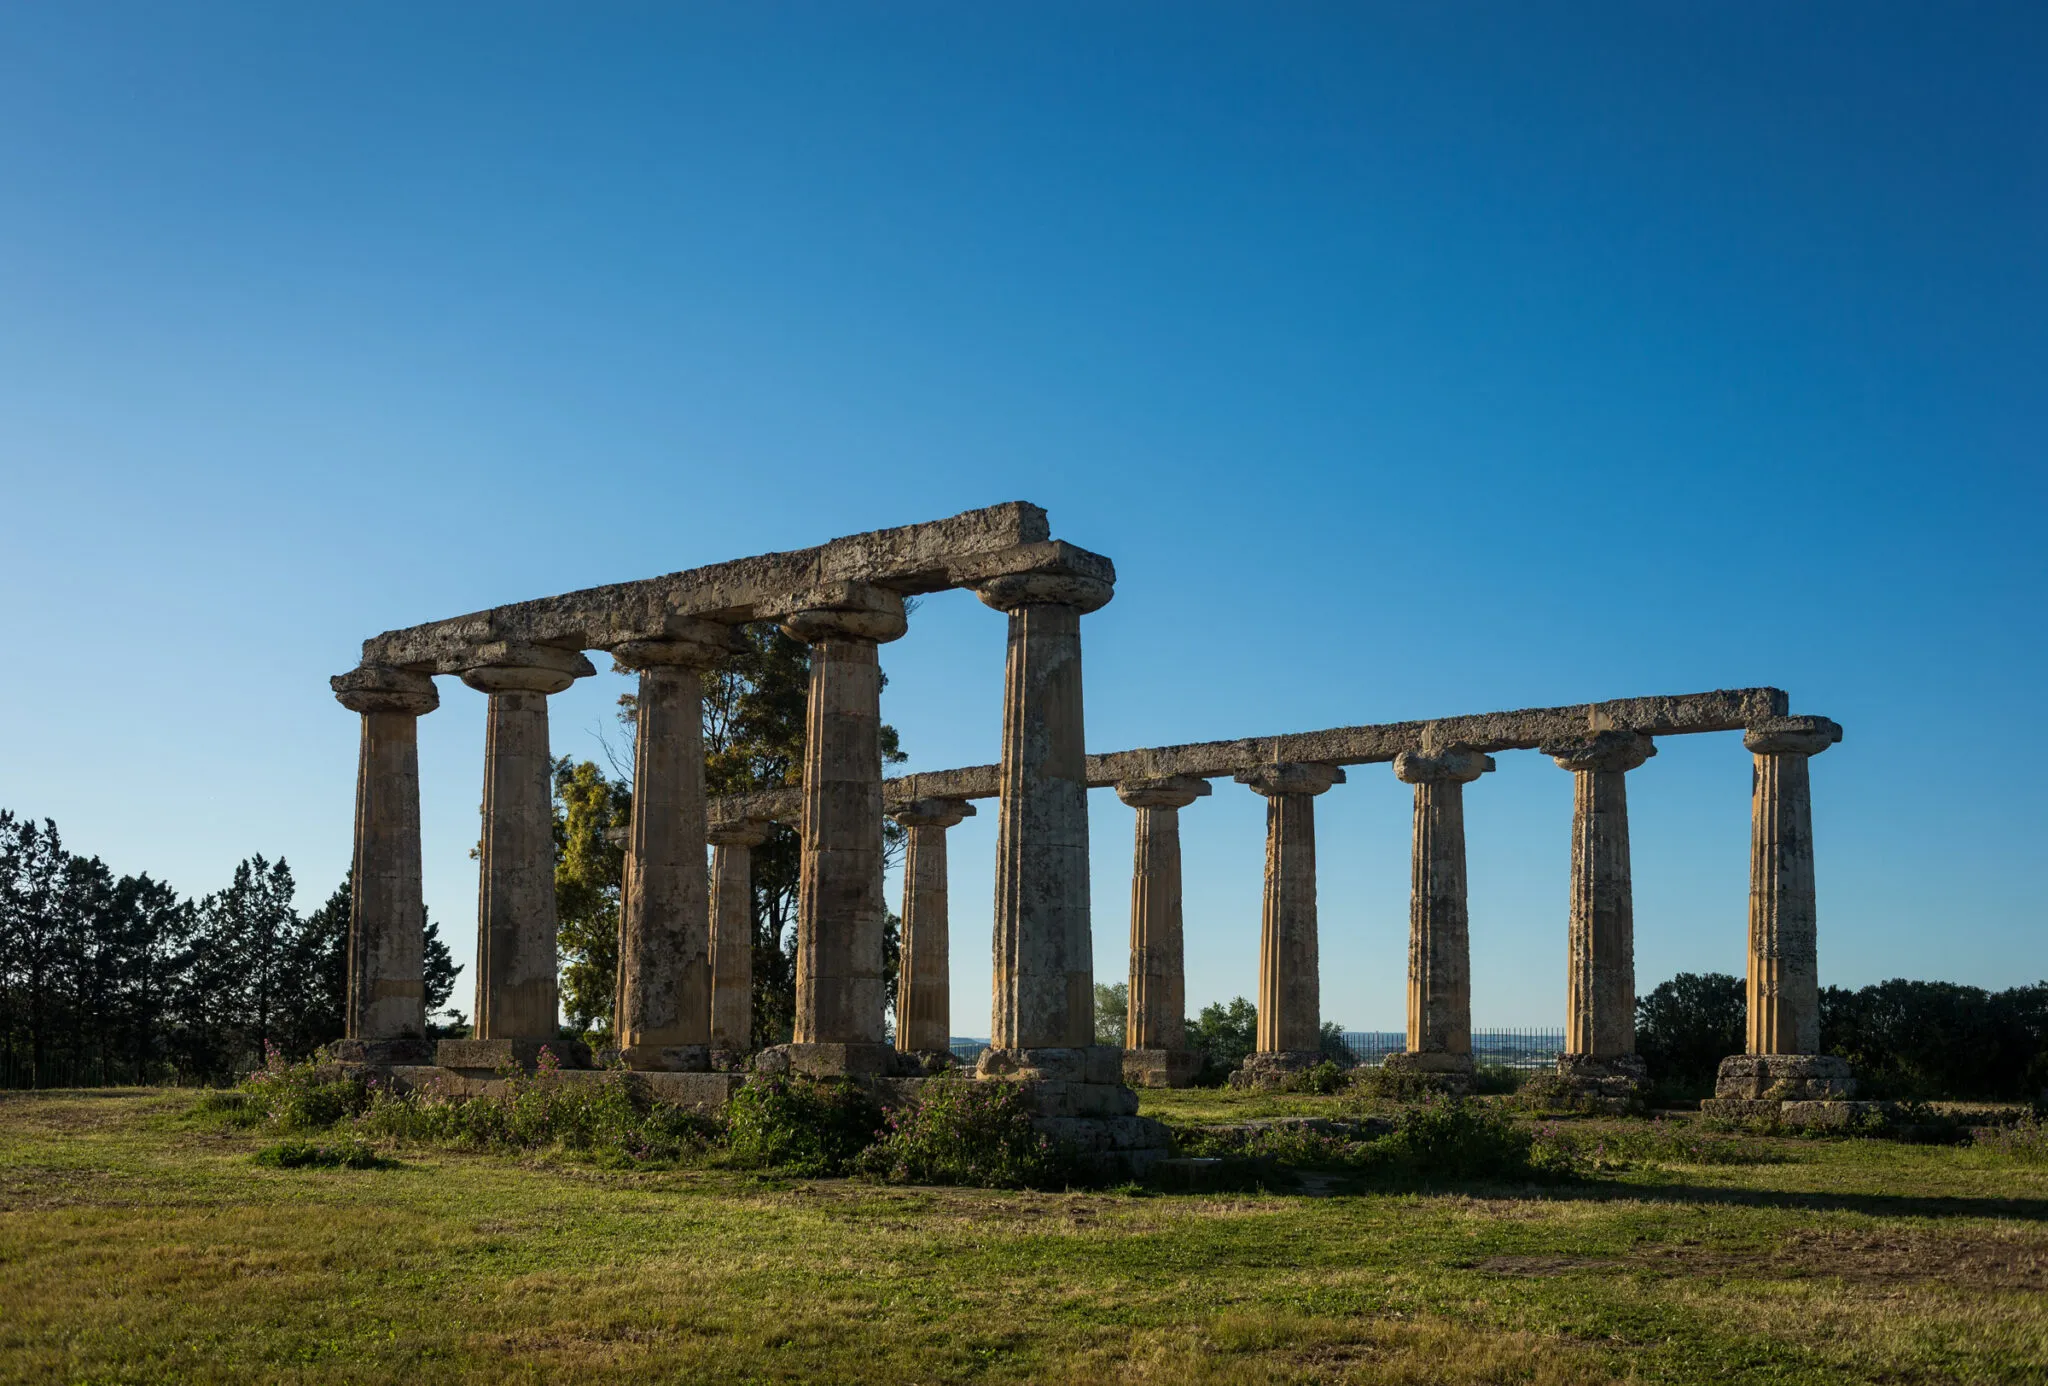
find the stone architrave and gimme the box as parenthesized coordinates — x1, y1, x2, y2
(460, 643, 596, 1057)
(1234, 763, 1344, 1085)
(331, 665, 440, 1062)
(707, 818, 771, 1055)
(1543, 730, 1656, 1098)
(889, 797, 976, 1056)
(610, 624, 740, 1072)
(975, 569, 1114, 1056)
(1386, 747, 1494, 1082)
(1116, 776, 1211, 1088)
(779, 584, 909, 1075)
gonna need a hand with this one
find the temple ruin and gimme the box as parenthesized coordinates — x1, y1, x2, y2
(330, 502, 1850, 1161)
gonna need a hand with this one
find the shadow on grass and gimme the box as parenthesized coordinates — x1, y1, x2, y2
(1520, 1179, 2048, 1223)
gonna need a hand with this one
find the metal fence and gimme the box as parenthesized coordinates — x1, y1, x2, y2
(1337, 1029, 1565, 1071)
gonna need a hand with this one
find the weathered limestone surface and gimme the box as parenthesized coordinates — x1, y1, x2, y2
(612, 626, 738, 1072)
(975, 1046, 1173, 1174)
(709, 688, 1792, 825)
(784, 588, 908, 1075)
(1117, 776, 1209, 1088)
(1711, 1053, 1857, 1100)
(1387, 748, 1494, 1077)
(1238, 763, 1343, 1081)
(1545, 730, 1656, 1069)
(332, 666, 438, 1057)
(981, 569, 1111, 1053)
(891, 797, 975, 1056)
(356, 503, 1112, 673)
(1742, 717, 1842, 1056)
(463, 645, 594, 1047)
(706, 819, 771, 1053)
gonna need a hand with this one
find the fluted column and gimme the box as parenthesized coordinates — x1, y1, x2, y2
(610, 625, 738, 1071)
(707, 818, 771, 1053)
(781, 584, 908, 1071)
(1237, 764, 1343, 1076)
(1744, 718, 1841, 1055)
(1388, 747, 1493, 1077)
(1544, 730, 1655, 1063)
(890, 798, 975, 1055)
(463, 643, 595, 1047)
(1117, 776, 1210, 1087)
(332, 665, 439, 1058)
(976, 569, 1113, 1056)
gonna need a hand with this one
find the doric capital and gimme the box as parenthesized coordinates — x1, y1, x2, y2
(890, 797, 977, 830)
(1236, 762, 1345, 798)
(973, 570, 1114, 615)
(1393, 748, 1494, 786)
(1544, 729, 1656, 775)
(456, 641, 596, 696)
(707, 818, 774, 849)
(1743, 716, 1843, 758)
(610, 619, 744, 672)
(773, 582, 909, 646)
(1116, 775, 1212, 810)
(331, 665, 440, 717)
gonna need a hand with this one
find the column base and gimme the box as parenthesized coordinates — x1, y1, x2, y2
(1525, 1054, 1651, 1113)
(1123, 1048, 1205, 1088)
(607, 1044, 711, 1073)
(329, 1036, 433, 1066)
(974, 1047, 1169, 1177)
(1700, 1098, 1889, 1129)
(434, 1038, 594, 1074)
(1228, 1051, 1327, 1090)
(1713, 1054, 1856, 1101)
(1377, 1050, 1475, 1096)
(753, 1041, 904, 1078)
(975, 1046, 1127, 1084)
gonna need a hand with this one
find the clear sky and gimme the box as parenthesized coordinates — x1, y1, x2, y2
(3, 3, 2042, 1033)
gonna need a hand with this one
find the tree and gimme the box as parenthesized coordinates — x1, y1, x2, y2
(1187, 997, 1258, 1084)
(1822, 978, 2048, 1100)
(1635, 972, 1745, 1095)
(188, 856, 301, 1070)
(552, 757, 630, 1038)
(1094, 982, 1128, 1047)
(423, 909, 460, 1028)
(0, 814, 72, 1085)
(1319, 1019, 1354, 1066)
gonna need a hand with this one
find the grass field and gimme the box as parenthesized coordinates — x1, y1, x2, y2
(2, 1087, 2045, 1384)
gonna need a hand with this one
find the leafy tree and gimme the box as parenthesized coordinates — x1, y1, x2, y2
(1635, 972, 1745, 1096)
(1093, 981, 1128, 1047)
(190, 856, 301, 1069)
(1187, 996, 1258, 1085)
(1319, 1019, 1354, 1065)
(1822, 978, 2048, 1100)
(0, 814, 73, 1084)
(552, 758, 630, 1038)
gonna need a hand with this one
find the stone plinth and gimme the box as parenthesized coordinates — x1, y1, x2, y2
(1393, 748, 1493, 1069)
(464, 644, 595, 1041)
(1380, 1049, 1476, 1095)
(707, 818, 771, 1052)
(434, 1037, 594, 1074)
(1543, 730, 1655, 1065)
(1549, 1053, 1651, 1110)
(754, 1041, 903, 1078)
(974, 1046, 1171, 1176)
(979, 569, 1112, 1052)
(1117, 775, 1210, 1086)
(1229, 1050, 1326, 1090)
(783, 586, 908, 1068)
(1713, 1053, 1856, 1101)
(612, 627, 738, 1070)
(1237, 762, 1343, 1060)
(332, 665, 439, 1046)
(891, 797, 975, 1055)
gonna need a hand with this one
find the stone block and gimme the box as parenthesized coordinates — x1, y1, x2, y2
(328, 1036, 433, 1066)
(1713, 1054, 1856, 1101)
(1085, 1046, 1126, 1085)
(976, 1046, 1090, 1082)
(434, 1038, 593, 1074)
(618, 1044, 711, 1073)
(1701, 1097, 1891, 1129)
(759, 1042, 899, 1077)
(1123, 1048, 1205, 1088)
(1151, 1157, 1229, 1192)
(1229, 1050, 1326, 1090)
(637, 1072, 746, 1110)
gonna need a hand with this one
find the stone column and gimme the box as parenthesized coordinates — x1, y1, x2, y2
(779, 584, 908, 1075)
(1715, 716, 1850, 1102)
(456, 643, 595, 1066)
(1116, 776, 1211, 1088)
(1544, 730, 1655, 1097)
(975, 570, 1113, 1061)
(707, 818, 771, 1055)
(331, 665, 439, 1062)
(1386, 747, 1494, 1084)
(889, 797, 976, 1057)
(1234, 763, 1344, 1086)
(610, 624, 738, 1072)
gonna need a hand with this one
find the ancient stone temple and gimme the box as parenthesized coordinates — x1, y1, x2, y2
(331, 502, 1852, 1162)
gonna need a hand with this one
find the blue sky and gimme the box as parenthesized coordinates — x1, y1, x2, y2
(3, 3, 2042, 1031)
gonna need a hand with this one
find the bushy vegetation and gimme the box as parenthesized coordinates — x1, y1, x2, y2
(1182, 1098, 1565, 1183)
(1186, 998, 1257, 1085)
(1972, 1115, 2048, 1164)
(722, 1074, 884, 1176)
(1635, 971, 1746, 1098)
(856, 1076, 1069, 1188)
(252, 1137, 391, 1170)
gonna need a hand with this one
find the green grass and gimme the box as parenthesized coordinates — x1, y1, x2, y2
(2, 1089, 2045, 1384)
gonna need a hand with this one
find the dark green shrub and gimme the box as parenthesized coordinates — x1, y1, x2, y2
(1975, 1116, 2048, 1164)
(1346, 1065, 1456, 1105)
(353, 1071, 717, 1164)
(186, 1089, 264, 1129)
(856, 1078, 1069, 1189)
(252, 1138, 392, 1170)
(1636, 972, 1744, 1098)
(1470, 1065, 1526, 1096)
(242, 1057, 373, 1131)
(1283, 1060, 1349, 1095)
(1364, 1098, 1536, 1181)
(723, 1075, 883, 1176)
(1186, 998, 1258, 1087)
